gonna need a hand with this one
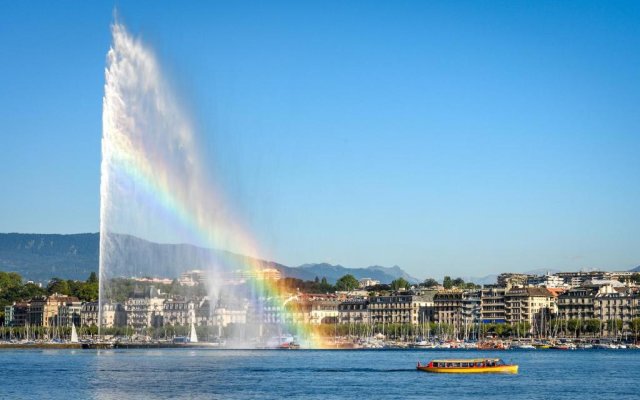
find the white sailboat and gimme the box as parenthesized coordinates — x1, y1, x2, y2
(70, 324, 79, 343)
(189, 322, 198, 343)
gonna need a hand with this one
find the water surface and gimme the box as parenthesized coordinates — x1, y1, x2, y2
(2, 349, 637, 399)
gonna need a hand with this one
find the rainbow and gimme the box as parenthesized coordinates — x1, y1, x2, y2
(100, 21, 328, 348)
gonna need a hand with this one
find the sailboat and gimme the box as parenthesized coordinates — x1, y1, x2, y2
(189, 322, 198, 343)
(70, 324, 79, 343)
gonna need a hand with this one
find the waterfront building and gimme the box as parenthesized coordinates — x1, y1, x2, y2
(123, 296, 165, 329)
(195, 298, 212, 326)
(12, 302, 29, 327)
(3, 305, 14, 326)
(557, 287, 597, 321)
(594, 285, 636, 336)
(433, 290, 480, 337)
(80, 301, 126, 328)
(261, 296, 286, 325)
(283, 296, 313, 325)
(49, 294, 81, 327)
(480, 286, 507, 324)
(369, 295, 432, 325)
(213, 299, 249, 327)
(461, 290, 481, 325)
(338, 298, 369, 324)
(27, 296, 46, 326)
(26, 294, 81, 327)
(163, 298, 197, 326)
(433, 290, 464, 327)
(58, 300, 82, 327)
(505, 287, 555, 330)
(308, 295, 340, 325)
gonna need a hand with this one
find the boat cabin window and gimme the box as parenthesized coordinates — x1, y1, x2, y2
(475, 362, 483, 367)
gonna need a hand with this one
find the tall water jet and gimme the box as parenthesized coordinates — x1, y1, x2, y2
(99, 21, 254, 335)
(98, 21, 323, 348)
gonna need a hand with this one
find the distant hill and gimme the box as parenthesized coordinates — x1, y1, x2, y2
(630, 266, 640, 272)
(0, 233, 99, 282)
(288, 263, 420, 284)
(0, 233, 417, 284)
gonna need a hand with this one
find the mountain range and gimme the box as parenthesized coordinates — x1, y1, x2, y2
(0, 233, 420, 284)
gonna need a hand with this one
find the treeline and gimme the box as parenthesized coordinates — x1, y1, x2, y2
(421, 276, 480, 290)
(293, 320, 640, 340)
(275, 275, 417, 294)
(549, 318, 640, 337)
(45, 273, 99, 301)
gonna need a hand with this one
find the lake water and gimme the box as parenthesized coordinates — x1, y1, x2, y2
(1, 349, 638, 399)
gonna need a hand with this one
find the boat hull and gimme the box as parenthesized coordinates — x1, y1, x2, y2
(417, 365, 518, 374)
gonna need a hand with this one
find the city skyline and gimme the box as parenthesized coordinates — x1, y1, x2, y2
(1, 1, 639, 278)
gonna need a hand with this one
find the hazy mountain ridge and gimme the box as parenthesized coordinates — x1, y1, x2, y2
(0, 233, 417, 284)
(0, 233, 99, 282)
(294, 263, 420, 284)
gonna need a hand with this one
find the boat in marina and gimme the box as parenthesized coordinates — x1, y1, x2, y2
(417, 358, 518, 374)
(477, 341, 509, 350)
(551, 343, 576, 350)
(258, 335, 301, 349)
(512, 343, 536, 350)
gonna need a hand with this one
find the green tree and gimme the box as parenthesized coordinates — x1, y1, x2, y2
(631, 318, 640, 338)
(0, 271, 22, 292)
(87, 272, 98, 284)
(318, 277, 334, 293)
(335, 274, 359, 291)
(390, 277, 410, 291)
(442, 276, 453, 289)
(422, 278, 439, 288)
(512, 321, 531, 337)
(76, 282, 99, 302)
(583, 319, 601, 336)
(47, 278, 70, 295)
(452, 277, 465, 287)
(607, 319, 623, 335)
(567, 319, 581, 336)
(493, 323, 510, 338)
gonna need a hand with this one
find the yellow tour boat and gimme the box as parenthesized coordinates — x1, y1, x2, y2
(417, 358, 518, 374)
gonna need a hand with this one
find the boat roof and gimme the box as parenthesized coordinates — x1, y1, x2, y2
(430, 358, 501, 363)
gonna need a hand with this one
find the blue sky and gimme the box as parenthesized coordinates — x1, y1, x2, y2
(1, 1, 639, 278)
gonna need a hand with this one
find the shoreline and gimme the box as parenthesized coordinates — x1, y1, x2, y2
(1, 342, 638, 351)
